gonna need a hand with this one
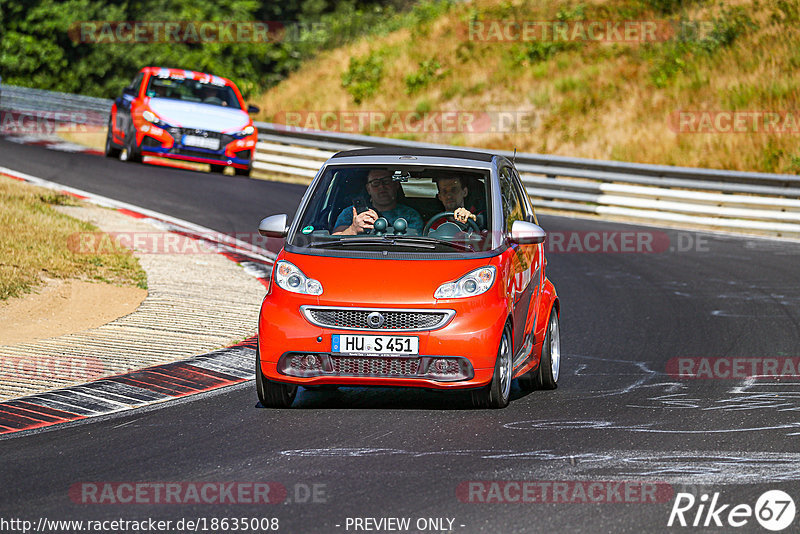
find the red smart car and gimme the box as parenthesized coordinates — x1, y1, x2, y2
(105, 67, 259, 175)
(256, 148, 560, 408)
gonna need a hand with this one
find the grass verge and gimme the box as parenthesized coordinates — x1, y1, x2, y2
(0, 176, 147, 300)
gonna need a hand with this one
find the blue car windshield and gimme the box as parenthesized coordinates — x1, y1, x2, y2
(288, 165, 494, 254)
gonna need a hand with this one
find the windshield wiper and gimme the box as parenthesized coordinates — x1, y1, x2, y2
(308, 237, 436, 250)
(386, 236, 475, 252)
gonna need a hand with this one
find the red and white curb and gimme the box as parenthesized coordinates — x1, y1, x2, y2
(0, 166, 276, 436)
(0, 337, 257, 435)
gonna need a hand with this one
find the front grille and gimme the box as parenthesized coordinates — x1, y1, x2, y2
(168, 127, 223, 140)
(172, 147, 223, 158)
(330, 356, 420, 376)
(277, 353, 474, 382)
(302, 307, 454, 331)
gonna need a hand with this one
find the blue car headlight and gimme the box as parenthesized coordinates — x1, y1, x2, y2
(232, 125, 255, 137)
(142, 110, 167, 127)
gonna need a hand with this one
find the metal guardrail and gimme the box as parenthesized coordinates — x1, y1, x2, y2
(0, 85, 112, 122)
(252, 121, 800, 236)
(1, 84, 797, 236)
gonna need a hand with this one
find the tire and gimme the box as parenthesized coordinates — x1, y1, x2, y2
(536, 310, 560, 390)
(471, 324, 513, 409)
(104, 120, 121, 158)
(255, 344, 297, 408)
(120, 126, 141, 163)
(234, 165, 251, 177)
(210, 164, 226, 174)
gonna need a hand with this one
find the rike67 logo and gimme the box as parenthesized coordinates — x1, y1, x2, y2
(668, 490, 796, 531)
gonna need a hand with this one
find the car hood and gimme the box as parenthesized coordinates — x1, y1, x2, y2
(146, 98, 250, 132)
(285, 253, 495, 306)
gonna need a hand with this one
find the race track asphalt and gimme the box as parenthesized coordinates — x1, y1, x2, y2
(1, 137, 799, 533)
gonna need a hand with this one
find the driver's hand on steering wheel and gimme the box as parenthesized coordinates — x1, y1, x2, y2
(454, 207, 476, 224)
(347, 207, 379, 234)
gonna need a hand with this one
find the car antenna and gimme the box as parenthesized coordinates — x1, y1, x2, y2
(513, 148, 517, 164)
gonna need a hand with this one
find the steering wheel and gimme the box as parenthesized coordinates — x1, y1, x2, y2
(423, 211, 480, 235)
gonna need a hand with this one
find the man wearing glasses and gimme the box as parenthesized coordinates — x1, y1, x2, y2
(333, 169, 424, 235)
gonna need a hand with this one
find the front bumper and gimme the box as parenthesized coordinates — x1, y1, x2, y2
(258, 293, 507, 390)
(136, 124, 256, 168)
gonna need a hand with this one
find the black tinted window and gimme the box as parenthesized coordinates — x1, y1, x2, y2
(500, 166, 524, 233)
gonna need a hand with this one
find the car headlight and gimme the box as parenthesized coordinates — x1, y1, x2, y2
(274, 260, 323, 295)
(233, 125, 255, 137)
(434, 266, 496, 299)
(142, 110, 165, 126)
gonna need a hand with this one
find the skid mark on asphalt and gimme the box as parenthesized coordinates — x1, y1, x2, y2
(550, 355, 800, 437)
(629, 376, 800, 415)
(277, 448, 800, 482)
(0, 338, 256, 437)
(503, 419, 800, 434)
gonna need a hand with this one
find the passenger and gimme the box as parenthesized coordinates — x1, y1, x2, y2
(333, 170, 424, 235)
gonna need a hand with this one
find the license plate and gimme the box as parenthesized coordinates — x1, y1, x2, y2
(332, 334, 419, 355)
(182, 135, 220, 150)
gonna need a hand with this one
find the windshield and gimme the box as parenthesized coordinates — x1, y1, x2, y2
(288, 165, 494, 254)
(145, 75, 242, 109)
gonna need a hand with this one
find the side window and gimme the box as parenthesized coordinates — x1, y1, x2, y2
(512, 167, 538, 225)
(500, 166, 525, 233)
(129, 73, 144, 95)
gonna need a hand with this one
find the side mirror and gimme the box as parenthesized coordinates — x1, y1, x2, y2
(247, 104, 260, 114)
(258, 214, 288, 238)
(509, 220, 546, 245)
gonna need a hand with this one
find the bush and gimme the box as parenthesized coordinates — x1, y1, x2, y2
(341, 52, 384, 104)
(639, 0, 702, 14)
(404, 59, 445, 94)
(647, 6, 756, 87)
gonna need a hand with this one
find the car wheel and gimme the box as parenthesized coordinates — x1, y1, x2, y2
(536, 310, 560, 390)
(234, 166, 251, 177)
(255, 344, 297, 408)
(119, 127, 141, 163)
(471, 324, 512, 409)
(210, 164, 226, 174)
(104, 120, 121, 158)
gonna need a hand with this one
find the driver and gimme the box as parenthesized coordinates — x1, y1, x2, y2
(332, 170, 424, 235)
(433, 176, 484, 229)
(199, 85, 221, 104)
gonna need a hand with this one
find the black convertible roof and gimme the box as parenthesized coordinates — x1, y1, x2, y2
(331, 147, 495, 162)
